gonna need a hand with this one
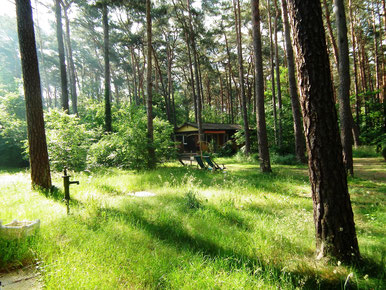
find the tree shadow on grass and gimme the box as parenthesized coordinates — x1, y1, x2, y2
(82, 203, 338, 289)
(37, 185, 83, 207)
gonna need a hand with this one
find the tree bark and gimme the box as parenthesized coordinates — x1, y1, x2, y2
(348, 0, 361, 133)
(288, 0, 360, 262)
(322, 0, 339, 67)
(63, 2, 78, 114)
(55, 0, 69, 112)
(224, 31, 234, 123)
(274, 0, 282, 148)
(267, 0, 277, 145)
(187, 0, 203, 154)
(251, 0, 272, 172)
(233, 0, 250, 155)
(16, 0, 52, 189)
(334, 0, 354, 176)
(103, 4, 112, 132)
(281, 0, 306, 163)
(146, 0, 155, 168)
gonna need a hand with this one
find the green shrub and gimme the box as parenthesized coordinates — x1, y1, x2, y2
(217, 140, 236, 157)
(88, 106, 176, 169)
(44, 109, 100, 171)
(352, 146, 379, 158)
(0, 92, 28, 167)
(271, 153, 300, 165)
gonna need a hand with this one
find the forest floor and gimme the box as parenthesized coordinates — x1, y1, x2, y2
(0, 156, 385, 289)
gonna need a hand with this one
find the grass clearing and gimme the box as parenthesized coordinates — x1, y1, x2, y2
(1, 158, 385, 289)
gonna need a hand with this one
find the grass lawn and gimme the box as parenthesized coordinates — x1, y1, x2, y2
(0, 157, 385, 289)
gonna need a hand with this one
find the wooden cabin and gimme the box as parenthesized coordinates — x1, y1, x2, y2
(175, 122, 241, 153)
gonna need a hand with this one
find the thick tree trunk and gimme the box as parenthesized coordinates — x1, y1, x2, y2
(63, 3, 77, 114)
(233, 0, 250, 155)
(103, 4, 112, 132)
(55, 0, 69, 112)
(16, 0, 51, 189)
(288, 0, 360, 262)
(251, 0, 272, 172)
(281, 0, 306, 163)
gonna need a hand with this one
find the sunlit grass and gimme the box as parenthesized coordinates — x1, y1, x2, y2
(1, 157, 385, 289)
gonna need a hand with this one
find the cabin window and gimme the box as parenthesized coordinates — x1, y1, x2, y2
(182, 135, 187, 145)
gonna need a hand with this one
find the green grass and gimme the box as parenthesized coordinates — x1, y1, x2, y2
(0, 158, 385, 289)
(353, 145, 381, 158)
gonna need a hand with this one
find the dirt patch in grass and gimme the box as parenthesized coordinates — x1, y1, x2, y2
(0, 266, 41, 289)
(353, 158, 386, 181)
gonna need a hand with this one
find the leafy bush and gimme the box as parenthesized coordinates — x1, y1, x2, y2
(88, 106, 176, 169)
(270, 153, 300, 165)
(352, 145, 379, 158)
(0, 92, 28, 167)
(217, 140, 236, 157)
(44, 109, 100, 171)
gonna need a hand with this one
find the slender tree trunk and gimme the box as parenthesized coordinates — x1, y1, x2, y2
(371, 1, 380, 98)
(34, 0, 50, 109)
(274, 0, 282, 148)
(288, 0, 360, 262)
(146, 0, 155, 168)
(322, 0, 339, 67)
(187, 0, 203, 154)
(16, 0, 51, 189)
(184, 30, 197, 123)
(251, 0, 272, 172)
(63, 3, 77, 114)
(153, 48, 170, 121)
(103, 4, 112, 132)
(131, 47, 139, 105)
(281, 0, 306, 163)
(55, 0, 69, 112)
(224, 32, 234, 123)
(267, 0, 277, 144)
(335, 0, 354, 176)
(349, 0, 361, 133)
(233, 0, 250, 155)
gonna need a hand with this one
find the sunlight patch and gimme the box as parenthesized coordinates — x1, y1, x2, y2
(128, 191, 156, 197)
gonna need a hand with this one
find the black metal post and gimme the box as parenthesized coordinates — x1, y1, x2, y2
(62, 167, 79, 215)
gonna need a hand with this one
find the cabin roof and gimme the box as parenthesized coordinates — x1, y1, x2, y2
(175, 122, 242, 132)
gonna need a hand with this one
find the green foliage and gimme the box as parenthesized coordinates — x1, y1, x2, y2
(77, 98, 106, 130)
(358, 91, 385, 146)
(0, 92, 28, 167)
(234, 129, 259, 153)
(270, 153, 300, 165)
(88, 105, 176, 169)
(353, 145, 380, 158)
(217, 140, 236, 157)
(44, 109, 100, 171)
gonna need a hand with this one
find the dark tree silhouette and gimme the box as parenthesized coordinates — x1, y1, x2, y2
(146, 0, 155, 168)
(281, 0, 306, 163)
(55, 0, 69, 112)
(103, 3, 112, 132)
(16, 0, 52, 189)
(251, 0, 272, 173)
(334, 0, 354, 176)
